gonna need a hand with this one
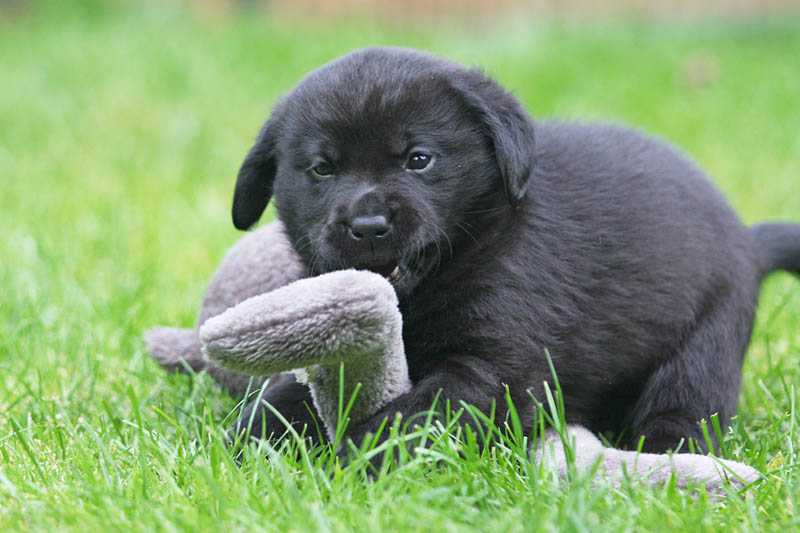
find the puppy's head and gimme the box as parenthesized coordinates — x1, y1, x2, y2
(232, 47, 536, 295)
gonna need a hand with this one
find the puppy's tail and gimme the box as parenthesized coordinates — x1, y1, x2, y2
(752, 222, 800, 277)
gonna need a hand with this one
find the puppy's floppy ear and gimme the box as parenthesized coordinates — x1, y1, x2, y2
(232, 116, 280, 230)
(450, 69, 536, 207)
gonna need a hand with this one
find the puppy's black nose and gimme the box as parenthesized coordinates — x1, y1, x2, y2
(350, 215, 391, 241)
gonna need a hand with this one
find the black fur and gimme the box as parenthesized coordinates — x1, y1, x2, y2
(232, 47, 800, 454)
(233, 373, 323, 447)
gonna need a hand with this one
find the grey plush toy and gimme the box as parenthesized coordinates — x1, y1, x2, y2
(145, 220, 760, 490)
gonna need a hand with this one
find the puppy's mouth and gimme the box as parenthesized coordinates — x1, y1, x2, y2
(355, 260, 401, 282)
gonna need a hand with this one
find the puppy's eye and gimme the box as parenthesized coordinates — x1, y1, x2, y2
(312, 162, 334, 177)
(406, 152, 432, 171)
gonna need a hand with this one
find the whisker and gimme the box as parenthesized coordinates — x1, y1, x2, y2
(456, 222, 480, 246)
(308, 249, 322, 276)
(407, 238, 423, 274)
(462, 205, 511, 216)
(293, 235, 313, 255)
(428, 222, 453, 274)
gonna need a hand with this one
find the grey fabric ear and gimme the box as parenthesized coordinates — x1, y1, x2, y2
(196, 221, 306, 326)
(199, 269, 412, 440)
(449, 69, 536, 207)
(144, 326, 268, 396)
(144, 221, 306, 397)
(535, 425, 761, 492)
(145, 326, 206, 373)
(232, 115, 281, 230)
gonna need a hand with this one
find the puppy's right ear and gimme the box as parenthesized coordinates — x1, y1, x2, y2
(232, 117, 279, 230)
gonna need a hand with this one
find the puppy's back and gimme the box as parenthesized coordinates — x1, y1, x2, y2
(519, 120, 760, 334)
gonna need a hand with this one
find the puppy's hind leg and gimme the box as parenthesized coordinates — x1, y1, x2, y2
(629, 294, 756, 454)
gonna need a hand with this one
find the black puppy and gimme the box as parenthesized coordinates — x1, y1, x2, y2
(231, 47, 800, 454)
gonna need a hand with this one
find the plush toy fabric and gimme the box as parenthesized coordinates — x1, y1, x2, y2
(200, 269, 411, 441)
(144, 221, 759, 490)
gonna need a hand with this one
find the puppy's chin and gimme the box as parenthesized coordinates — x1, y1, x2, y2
(306, 245, 435, 298)
(308, 231, 447, 297)
(310, 254, 417, 297)
(358, 249, 444, 298)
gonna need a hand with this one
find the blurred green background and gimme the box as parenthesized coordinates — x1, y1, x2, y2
(1, 0, 799, 530)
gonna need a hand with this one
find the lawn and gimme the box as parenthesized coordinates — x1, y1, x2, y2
(1, 1, 799, 530)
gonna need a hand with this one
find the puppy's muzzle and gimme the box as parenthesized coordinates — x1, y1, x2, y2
(340, 189, 402, 280)
(346, 214, 398, 277)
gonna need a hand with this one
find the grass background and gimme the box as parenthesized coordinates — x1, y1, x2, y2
(1, 0, 799, 530)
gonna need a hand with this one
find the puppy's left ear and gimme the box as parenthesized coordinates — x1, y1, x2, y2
(450, 70, 536, 207)
(232, 115, 280, 231)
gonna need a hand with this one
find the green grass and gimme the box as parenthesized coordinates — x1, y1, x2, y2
(1, 1, 799, 530)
